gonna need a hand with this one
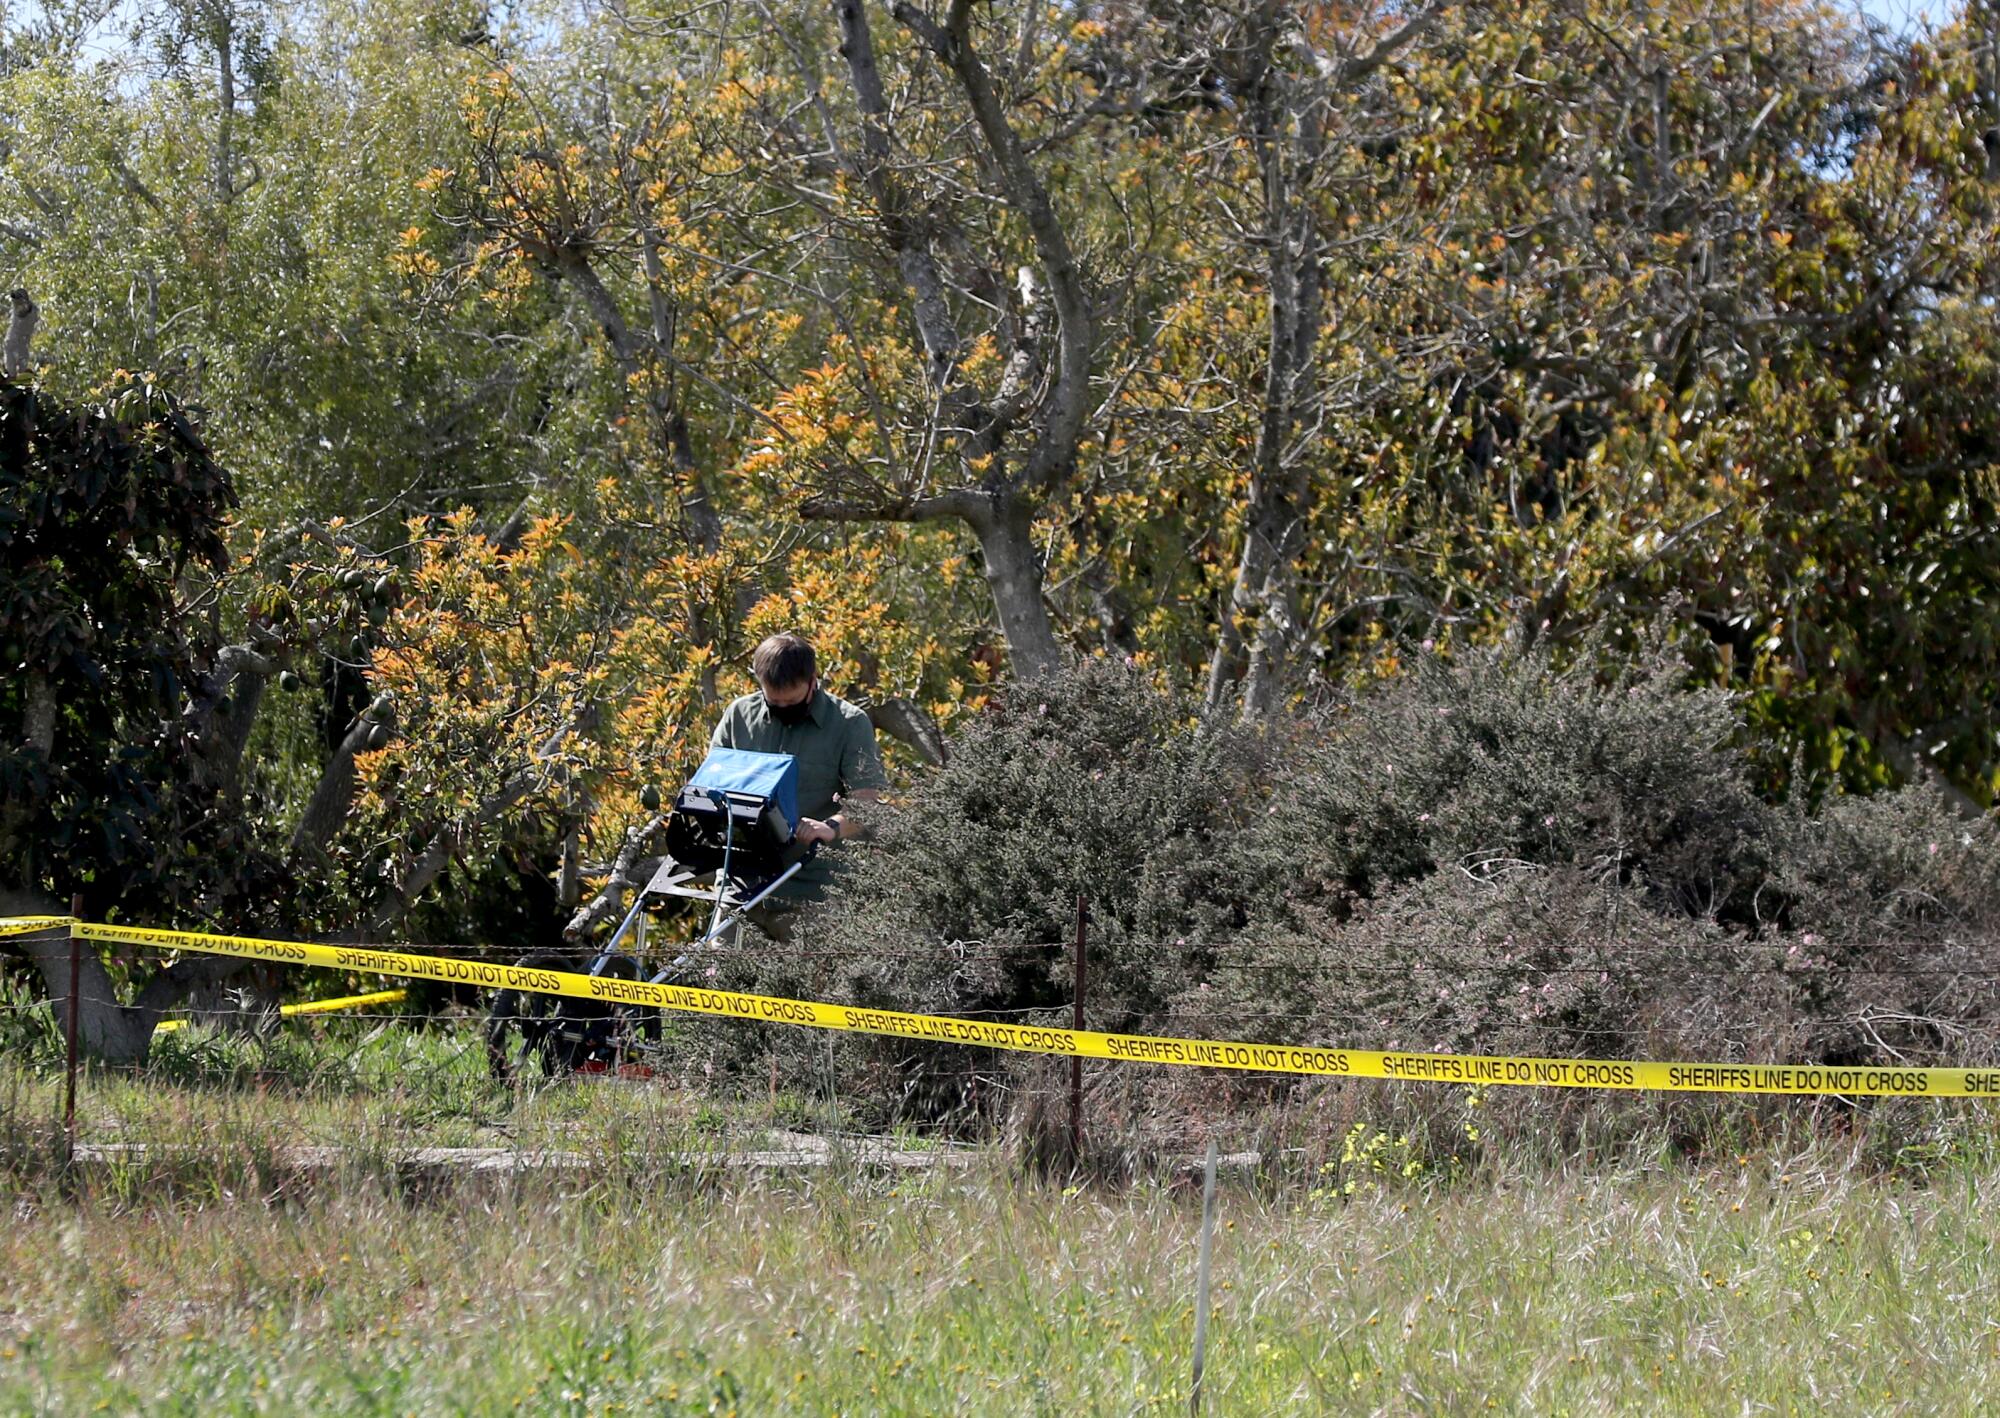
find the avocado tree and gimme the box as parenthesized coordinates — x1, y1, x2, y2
(1, 369, 262, 1060)
(0, 368, 559, 1062)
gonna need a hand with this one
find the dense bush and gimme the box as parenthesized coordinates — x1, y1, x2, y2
(1774, 783, 2000, 934)
(1210, 867, 1783, 1063)
(681, 660, 1274, 1129)
(1761, 785, 2000, 1065)
(1243, 650, 1776, 925)
(802, 658, 1275, 1028)
(0, 966, 58, 1070)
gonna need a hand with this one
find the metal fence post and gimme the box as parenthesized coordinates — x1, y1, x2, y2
(1189, 1137, 1221, 1416)
(63, 894, 82, 1169)
(1070, 894, 1087, 1166)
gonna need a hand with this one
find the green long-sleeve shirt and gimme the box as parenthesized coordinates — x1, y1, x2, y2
(708, 687, 887, 899)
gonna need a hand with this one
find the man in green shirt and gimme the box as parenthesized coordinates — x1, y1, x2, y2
(708, 632, 888, 927)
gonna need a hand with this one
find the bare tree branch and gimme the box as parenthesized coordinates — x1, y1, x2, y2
(893, 0, 1094, 499)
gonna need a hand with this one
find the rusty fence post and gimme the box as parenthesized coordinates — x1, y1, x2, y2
(1070, 893, 1087, 1166)
(63, 894, 83, 1169)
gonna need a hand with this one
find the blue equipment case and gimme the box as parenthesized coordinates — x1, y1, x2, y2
(686, 748, 800, 837)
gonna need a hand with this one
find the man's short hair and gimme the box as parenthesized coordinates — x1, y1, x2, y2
(751, 633, 817, 690)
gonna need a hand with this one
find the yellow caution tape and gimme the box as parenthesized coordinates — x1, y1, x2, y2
(0, 915, 76, 938)
(14, 917, 1999, 1098)
(155, 989, 408, 1034)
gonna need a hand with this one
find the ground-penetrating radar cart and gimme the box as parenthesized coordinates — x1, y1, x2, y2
(484, 749, 812, 1080)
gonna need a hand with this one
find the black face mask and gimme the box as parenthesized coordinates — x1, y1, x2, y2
(764, 686, 815, 726)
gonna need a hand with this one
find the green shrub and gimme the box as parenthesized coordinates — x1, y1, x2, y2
(1246, 648, 1774, 925)
(809, 657, 1274, 1029)
(1243, 866, 1792, 1063)
(146, 1020, 332, 1091)
(1763, 784, 2000, 1064)
(0, 966, 59, 1070)
(1774, 782, 2000, 933)
(685, 660, 1272, 1132)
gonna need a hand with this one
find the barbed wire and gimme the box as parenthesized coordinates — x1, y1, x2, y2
(70, 938, 2000, 985)
(49, 918, 2000, 959)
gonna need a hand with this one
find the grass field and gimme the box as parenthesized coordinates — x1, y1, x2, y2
(5, 1022, 2000, 1415)
(6, 1135, 2000, 1415)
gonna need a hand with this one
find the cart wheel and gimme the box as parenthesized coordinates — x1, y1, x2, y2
(594, 955, 664, 1058)
(486, 949, 580, 1082)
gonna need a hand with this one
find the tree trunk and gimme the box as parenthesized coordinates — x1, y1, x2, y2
(1205, 261, 1320, 713)
(212, 2, 236, 206)
(1202, 4, 1439, 714)
(971, 492, 1065, 681)
(0, 670, 56, 884)
(1239, 534, 1308, 717)
(860, 694, 949, 766)
(823, 0, 1085, 683)
(22, 667, 53, 756)
(1204, 9, 1328, 717)
(289, 711, 375, 863)
(1, 896, 255, 1066)
(3, 288, 36, 376)
(833, 0, 963, 387)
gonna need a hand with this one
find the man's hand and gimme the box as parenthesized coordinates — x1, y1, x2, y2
(801, 790, 881, 848)
(798, 817, 839, 847)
